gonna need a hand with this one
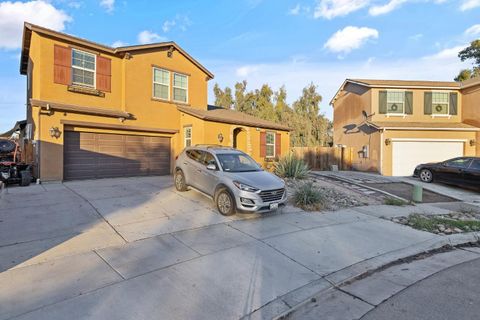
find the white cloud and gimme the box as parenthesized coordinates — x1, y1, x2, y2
(236, 65, 259, 77)
(289, 4, 301, 15)
(423, 45, 467, 60)
(314, 0, 370, 19)
(100, 0, 115, 13)
(161, 15, 191, 33)
(409, 33, 423, 41)
(162, 20, 176, 33)
(465, 24, 480, 36)
(111, 40, 128, 47)
(137, 30, 167, 44)
(369, 0, 408, 16)
(324, 26, 379, 54)
(0, 0, 71, 50)
(460, 0, 480, 10)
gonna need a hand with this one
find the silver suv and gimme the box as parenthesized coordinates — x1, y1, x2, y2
(174, 145, 287, 215)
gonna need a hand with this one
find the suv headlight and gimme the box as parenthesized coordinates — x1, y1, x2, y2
(233, 181, 260, 193)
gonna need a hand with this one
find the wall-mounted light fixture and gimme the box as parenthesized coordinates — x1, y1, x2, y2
(470, 139, 476, 147)
(385, 138, 391, 146)
(217, 133, 224, 143)
(49, 127, 61, 139)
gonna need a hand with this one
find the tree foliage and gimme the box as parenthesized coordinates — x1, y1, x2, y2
(455, 39, 480, 81)
(213, 81, 332, 147)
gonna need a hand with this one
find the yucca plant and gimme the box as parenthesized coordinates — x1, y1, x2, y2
(274, 153, 310, 179)
(293, 182, 326, 211)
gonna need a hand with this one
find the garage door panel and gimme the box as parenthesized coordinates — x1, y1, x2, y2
(392, 141, 464, 176)
(64, 131, 171, 180)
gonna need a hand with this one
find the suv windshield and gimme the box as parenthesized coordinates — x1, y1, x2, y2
(217, 153, 261, 172)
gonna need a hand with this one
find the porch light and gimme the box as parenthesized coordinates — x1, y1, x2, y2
(49, 127, 61, 139)
(470, 139, 476, 147)
(218, 133, 224, 143)
(385, 138, 391, 146)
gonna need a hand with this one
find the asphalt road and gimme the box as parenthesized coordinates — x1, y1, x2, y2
(362, 256, 480, 320)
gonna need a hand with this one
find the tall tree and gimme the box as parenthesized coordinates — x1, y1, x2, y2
(212, 81, 332, 148)
(455, 39, 480, 81)
(213, 83, 233, 109)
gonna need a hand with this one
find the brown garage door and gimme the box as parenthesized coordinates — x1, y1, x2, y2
(64, 131, 171, 180)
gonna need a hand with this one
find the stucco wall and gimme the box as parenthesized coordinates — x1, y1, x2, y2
(333, 83, 379, 172)
(369, 88, 463, 123)
(461, 84, 480, 156)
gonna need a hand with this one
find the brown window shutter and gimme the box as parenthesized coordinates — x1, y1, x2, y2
(260, 132, 266, 157)
(275, 133, 281, 157)
(54, 45, 71, 85)
(96, 56, 111, 92)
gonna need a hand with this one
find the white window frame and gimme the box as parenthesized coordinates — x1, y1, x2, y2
(386, 90, 406, 117)
(184, 126, 192, 147)
(265, 131, 276, 158)
(173, 72, 188, 103)
(152, 67, 170, 100)
(71, 48, 96, 88)
(430, 91, 451, 118)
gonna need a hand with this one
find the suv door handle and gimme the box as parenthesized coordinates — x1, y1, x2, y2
(183, 162, 188, 165)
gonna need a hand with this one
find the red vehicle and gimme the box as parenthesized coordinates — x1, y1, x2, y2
(0, 139, 32, 186)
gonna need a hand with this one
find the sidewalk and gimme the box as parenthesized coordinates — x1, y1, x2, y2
(285, 248, 480, 320)
(1, 195, 479, 319)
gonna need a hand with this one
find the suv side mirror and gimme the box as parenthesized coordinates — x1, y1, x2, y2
(206, 163, 217, 171)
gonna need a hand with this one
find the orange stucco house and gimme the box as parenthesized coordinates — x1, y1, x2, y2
(331, 78, 480, 176)
(19, 23, 290, 181)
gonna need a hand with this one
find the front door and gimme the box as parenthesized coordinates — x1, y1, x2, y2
(436, 158, 472, 184)
(197, 151, 219, 196)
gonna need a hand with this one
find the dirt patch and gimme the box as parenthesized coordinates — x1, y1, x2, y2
(366, 182, 456, 203)
(286, 176, 382, 211)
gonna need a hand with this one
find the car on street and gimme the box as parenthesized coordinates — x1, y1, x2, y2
(174, 145, 287, 215)
(413, 156, 480, 189)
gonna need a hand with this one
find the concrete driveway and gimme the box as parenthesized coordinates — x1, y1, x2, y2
(0, 176, 450, 319)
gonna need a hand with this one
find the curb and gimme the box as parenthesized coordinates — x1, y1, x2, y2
(310, 171, 409, 203)
(244, 232, 480, 320)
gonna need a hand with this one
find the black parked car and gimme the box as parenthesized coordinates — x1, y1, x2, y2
(413, 157, 480, 188)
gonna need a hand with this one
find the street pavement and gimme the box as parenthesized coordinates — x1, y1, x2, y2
(362, 254, 480, 320)
(0, 176, 479, 320)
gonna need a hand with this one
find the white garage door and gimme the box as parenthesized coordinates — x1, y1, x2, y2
(392, 140, 464, 176)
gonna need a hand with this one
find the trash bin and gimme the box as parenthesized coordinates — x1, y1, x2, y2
(412, 184, 423, 203)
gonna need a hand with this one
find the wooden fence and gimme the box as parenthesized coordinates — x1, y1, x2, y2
(292, 146, 353, 171)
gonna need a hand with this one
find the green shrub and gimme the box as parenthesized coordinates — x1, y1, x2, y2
(293, 182, 326, 211)
(274, 154, 310, 179)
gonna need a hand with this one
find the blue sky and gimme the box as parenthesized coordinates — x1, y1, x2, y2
(0, 0, 479, 132)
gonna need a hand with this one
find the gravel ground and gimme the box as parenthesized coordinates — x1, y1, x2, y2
(391, 210, 480, 235)
(285, 176, 381, 211)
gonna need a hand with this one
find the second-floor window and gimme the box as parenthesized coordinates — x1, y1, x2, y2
(387, 91, 404, 114)
(431, 92, 449, 115)
(72, 49, 95, 87)
(153, 68, 170, 100)
(173, 73, 188, 103)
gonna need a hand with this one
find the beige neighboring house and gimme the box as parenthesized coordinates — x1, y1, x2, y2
(331, 78, 480, 176)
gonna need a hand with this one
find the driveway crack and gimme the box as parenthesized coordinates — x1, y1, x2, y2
(63, 184, 128, 244)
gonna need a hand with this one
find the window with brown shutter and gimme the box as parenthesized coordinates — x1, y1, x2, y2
(275, 133, 281, 157)
(260, 132, 266, 157)
(54, 45, 71, 85)
(96, 56, 111, 92)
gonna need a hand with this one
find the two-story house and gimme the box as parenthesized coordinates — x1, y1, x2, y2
(19, 23, 290, 181)
(331, 78, 480, 176)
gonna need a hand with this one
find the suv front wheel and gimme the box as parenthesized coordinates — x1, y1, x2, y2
(174, 170, 188, 192)
(216, 188, 236, 216)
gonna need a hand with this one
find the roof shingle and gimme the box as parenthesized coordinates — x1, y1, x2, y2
(178, 105, 291, 131)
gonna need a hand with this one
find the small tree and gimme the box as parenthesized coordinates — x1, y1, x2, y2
(455, 40, 480, 81)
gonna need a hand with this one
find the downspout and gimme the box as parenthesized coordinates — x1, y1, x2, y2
(379, 128, 385, 175)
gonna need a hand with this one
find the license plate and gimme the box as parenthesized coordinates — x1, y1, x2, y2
(269, 203, 279, 210)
